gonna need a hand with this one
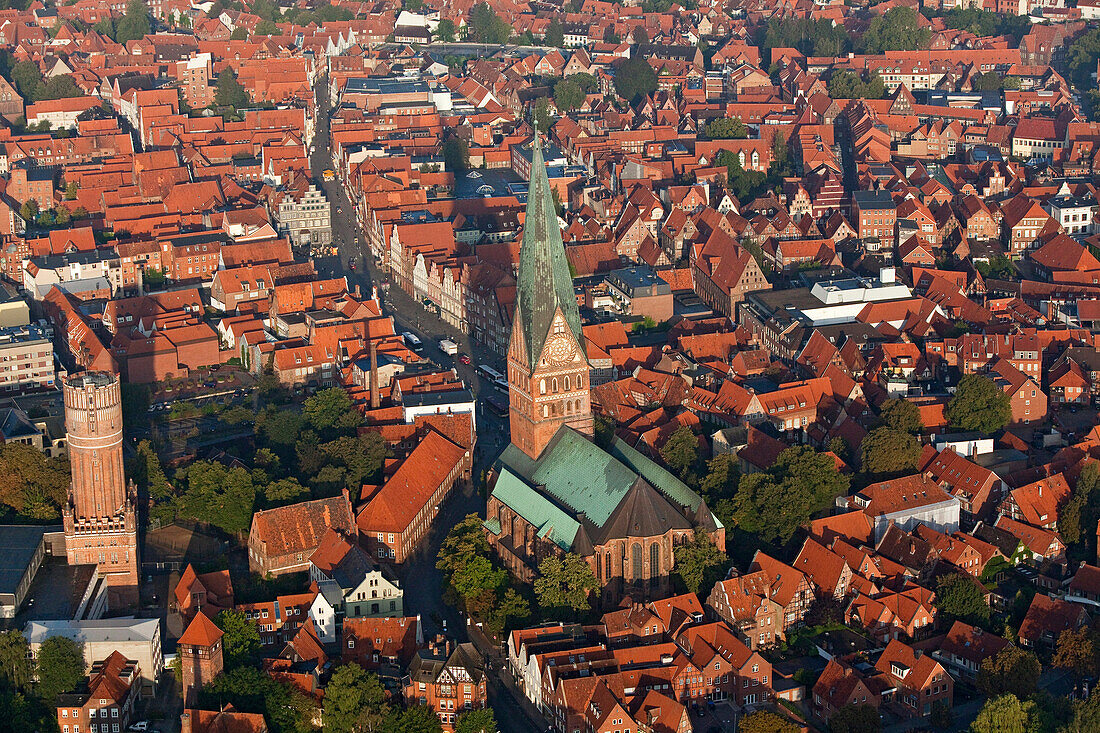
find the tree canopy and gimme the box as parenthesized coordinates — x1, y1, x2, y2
(437, 515, 530, 633)
(827, 69, 886, 100)
(978, 646, 1041, 699)
(861, 7, 930, 53)
(35, 636, 85, 706)
(201, 666, 317, 733)
(215, 609, 262, 669)
(740, 710, 800, 733)
(0, 442, 70, 520)
(468, 3, 512, 44)
(114, 0, 151, 44)
(215, 68, 250, 111)
(614, 56, 658, 105)
(946, 374, 1011, 434)
(324, 663, 387, 733)
(935, 573, 991, 629)
(544, 18, 564, 47)
(760, 17, 850, 57)
(860, 426, 921, 477)
(970, 694, 1039, 733)
(828, 703, 880, 733)
(879, 398, 922, 434)
(705, 117, 749, 140)
(659, 426, 701, 483)
(534, 553, 598, 617)
(729, 446, 849, 546)
(674, 529, 728, 595)
(455, 709, 499, 733)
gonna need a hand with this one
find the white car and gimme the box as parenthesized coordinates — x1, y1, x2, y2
(128, 723, 149, 732)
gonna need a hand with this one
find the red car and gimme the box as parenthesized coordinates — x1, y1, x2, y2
(348, 260, 356, 271)
(459, 354, 472, 365)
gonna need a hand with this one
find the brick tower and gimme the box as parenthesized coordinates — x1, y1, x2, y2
(507, 138, 593, 460)
(62, 372, 139, 608)
(179, 611, 224, 706)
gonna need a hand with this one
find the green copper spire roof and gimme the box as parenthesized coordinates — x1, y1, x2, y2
(513, 136, 584, 368)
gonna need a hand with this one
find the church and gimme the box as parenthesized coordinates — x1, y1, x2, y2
(484, 140, 724, 605)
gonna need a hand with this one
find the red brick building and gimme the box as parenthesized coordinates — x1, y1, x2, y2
(248, 494, 355, 575)
(356, 429, 470, 563)
(179, 611, 224, 708)
(62, 372, 140, 609)
(341, 615, 422, 670)
(173, 564, 234, 623)
(57, 652, 139, 733)
(404, 641, 488, 731)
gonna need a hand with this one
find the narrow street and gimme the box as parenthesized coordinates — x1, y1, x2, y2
(308, 73, 546, 733)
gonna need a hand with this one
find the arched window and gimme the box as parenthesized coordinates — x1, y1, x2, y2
(564, 375, 570, 390)
(575, 399, 581, 413)
(595, 552, 602, 581)
(543, 404, 549, 418)
(631, 543, 642, 580)
(540, 379, 546, 395)
(605, 551, 612, 579)
(650, 543, 659, 579)
(565, 400, 572, 414)
(552, 378, 558, 392)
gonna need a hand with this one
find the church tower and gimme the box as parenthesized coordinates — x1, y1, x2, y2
(62, 372, 139, 608)
(508, 139, 593, 460)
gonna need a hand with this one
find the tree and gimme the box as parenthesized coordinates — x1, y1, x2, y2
(861, 7, 930, 53)
(436, 18, 456, 42)
(230, 27, 248, 40)
(674, 529, 728, 595)
(614, 56, 658, 105)
(978, 646, 1041, 699)
(455, 709, 498, 733)
(705, 117, 748, 140)
(730, 446, 850, 546)
(202, 666, 317, 733)
(437, 514, 506, 618)
(38, 75, 83, 101)
(716, 149, 767, 203)
(533, 96, 552, 133)
(699, 453, 739, 505)
(214, 68, 250, 110)
(215, 609, 261, 669)
(936, 573, 991, 629)
(659, 426, 699, 483)
(860, 427, 920, 476)
(468, 2, 511, 44)
(971, 694, 1039, 733)
(442, 136, 469, 172)
(18, 199, 37, 225)
(972, 72, 1003, 91)
(761, 17, 850, 57)
(534, 553, 598, 616)
(947, 374, 1010, 434)
(827, 69, 886, 100)
(1054, 628, 1098, 679)
(388, 705, 444, 733)
(880, 398, 922, 434)
(739, 710, 799, 733)
(35, 636, 84, 704)
(0, 442, 70, 519)
(114, 0, 151, 43)
(828, 703, 880, 733)
(553, 78, 586, 112)
(0, 631, 31, 692)
(488, 587, 530, 634)
(303, 387, 361, 438)
(544, 18, 564, 47)
(10, 60, 42, 101)
(324, 663, 387, 733)
(631, 26, 648, 44)
(176, 461, 256, 535)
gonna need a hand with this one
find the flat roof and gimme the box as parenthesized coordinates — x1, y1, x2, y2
(0, 525, 51, 594)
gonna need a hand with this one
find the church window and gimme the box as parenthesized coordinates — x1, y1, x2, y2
(606, 551, 612, 578)
(650, 543, 659, 578)
(565, 401, 572, 414)
(595, 552, 601, 580)
(543, 405, 549, 418)
(632, 543, 642, 580)
(564, 376, 570, 390)
(540, 379, 546, 395)
(575, 399, 581, 412)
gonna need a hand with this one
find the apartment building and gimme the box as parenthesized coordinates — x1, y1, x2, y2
(0, 323, 54, 393)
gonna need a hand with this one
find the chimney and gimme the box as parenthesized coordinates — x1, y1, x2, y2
(370, 340, 380, 410)
(181, 713, 192, 733)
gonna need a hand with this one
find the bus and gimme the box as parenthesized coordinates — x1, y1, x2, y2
(477, 365, 504, 382)
(485, 395, 508, 418)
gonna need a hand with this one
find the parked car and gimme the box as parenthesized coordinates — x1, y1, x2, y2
(459, 354, 471, 365)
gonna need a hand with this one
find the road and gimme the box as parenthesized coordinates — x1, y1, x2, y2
(309, 73, 545, 733)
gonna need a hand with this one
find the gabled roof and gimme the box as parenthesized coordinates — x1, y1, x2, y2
(178, 610, 223, 648)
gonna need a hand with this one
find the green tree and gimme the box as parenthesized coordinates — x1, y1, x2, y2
(716, 149, 767, 203)
(534, 553, 598, 616)
(436, 18, 456, 42)
(699, 452, 739, 504)
(38, 75, 83, 101)
(761, 17, 850, 57)
(936, 573, 991, 629)
(0, 441, 70, 519)
(18, 199, 38, 224)
(468, 2, 511, 44)
(553, 78, 586, 112)
(176, 461, 256, 534)
(862, 7, 930, 53)
(442, 136, 469, 172)
(255, 19, 278, 35)
(455, 709, 498, 733)
(880, 398, 922, 434)
(659, 426, 699, 483)
(114, 0, 151, 43)
(972, 72, 1003, 91)
(632, 26, 648, 44)
(705, 117, 748, 139)
(947, 374, 1011, 433)
(324, 663, 387, 733)
(674, 529, 728, 595)
(10, 60, 42, 100)
(488, 587, 530, 634)
(0, 631, 31, 692)
(739, 710, 799, 733)
(978, 646, 1041, 699)
(533, 96, 552, 133)
(544, 18, 564, 47)
(971, 694, 1039, 733)
(438, 515, 506, 618)
(389, 705, 444, 733)
(35, 636, 84, 704)
(230, 27, 248, 40)
(614, 56, 658, 105)
(730, 446, 850, 546)
(302, 387, 360, 438)
(214, 609, 261, 669)
(1053, 628, 1098, 679)
(829, 703, 880, 733)
(215, 67, 250, 110)
(202, 666, 317, 733)
(860, 426, 920, 476)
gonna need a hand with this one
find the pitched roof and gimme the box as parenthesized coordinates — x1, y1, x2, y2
(178, 610, 224, 648)
(251, 494, 355, 557)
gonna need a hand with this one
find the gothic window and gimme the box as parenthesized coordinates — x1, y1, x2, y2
(540, 379, 546, 395)
(565, 401, 572, 414)
(650, 543, 659, 579)
(552, 378, 558, 392)
(564, 375, 570, 390)
(543, 405, 549, 418)
(575, 399, 581, 412)
(605, 551, 612, 579)
(595, 552, 601, 581)
(631, 543, 642, 581)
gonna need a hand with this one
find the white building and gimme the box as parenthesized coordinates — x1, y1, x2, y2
(26, 618, 162, 695)
(1043, 185, 1097, 237)
(847, 473, 962, 542)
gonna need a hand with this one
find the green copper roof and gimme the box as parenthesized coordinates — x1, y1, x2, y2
(491, 466, 579, 551)
(513, 137, 584, 368)
(610, 438, 721, 527)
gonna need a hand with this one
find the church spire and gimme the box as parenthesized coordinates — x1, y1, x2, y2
(514, 136, 584, 370)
